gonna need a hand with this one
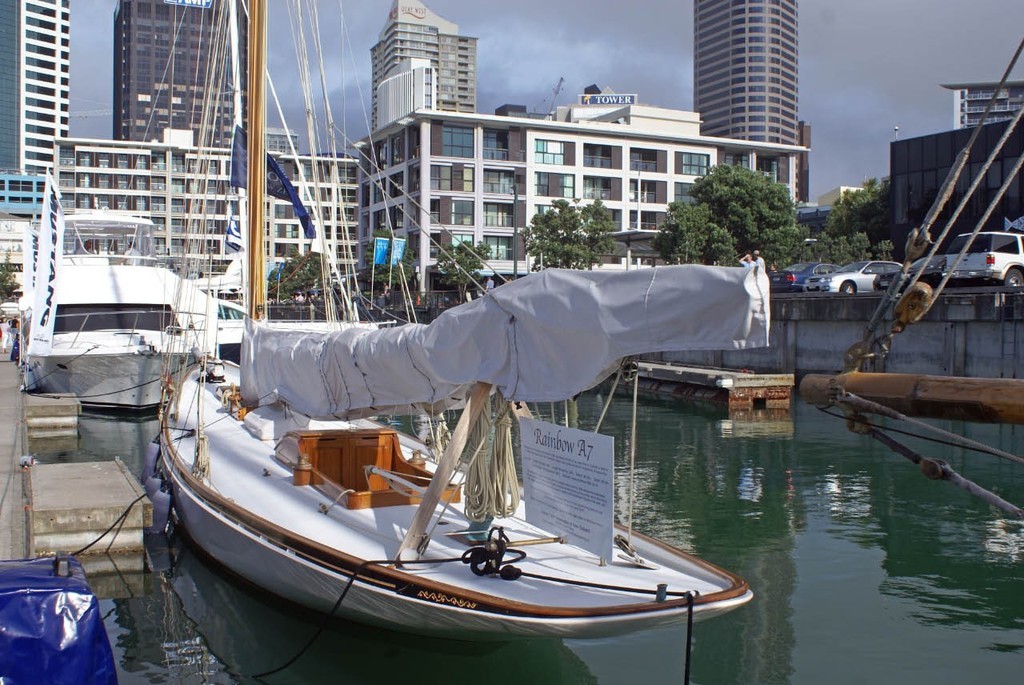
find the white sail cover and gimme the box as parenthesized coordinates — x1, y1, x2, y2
(241, 265, 770, 418)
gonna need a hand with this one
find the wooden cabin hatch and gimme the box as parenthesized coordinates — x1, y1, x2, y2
(275, 428, 461, 510)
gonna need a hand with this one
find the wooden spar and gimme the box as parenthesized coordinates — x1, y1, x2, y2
(800, 372, 1024, 424)
(245, 0, 267, 320)
(397, 382, 492, 561)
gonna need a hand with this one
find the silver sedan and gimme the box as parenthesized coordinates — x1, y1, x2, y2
(803, 260, 901, 294)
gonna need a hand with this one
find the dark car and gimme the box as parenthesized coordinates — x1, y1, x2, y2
(873, 255, 947, 291)
(769, 262, 839, 293)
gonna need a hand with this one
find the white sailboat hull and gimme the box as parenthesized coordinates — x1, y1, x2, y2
(160, 367, 753, 640)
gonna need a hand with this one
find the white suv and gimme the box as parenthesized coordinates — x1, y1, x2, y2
(947, 231, 1024, 287)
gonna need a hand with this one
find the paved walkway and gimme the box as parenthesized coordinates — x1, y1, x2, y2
(0, 358, 25, 560)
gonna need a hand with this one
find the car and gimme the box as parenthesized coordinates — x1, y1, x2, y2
(945, 231, 1024, 287)
(769, 262, 839, 293)
(804, 260, 901, 294)
(873, 255, 947, 291)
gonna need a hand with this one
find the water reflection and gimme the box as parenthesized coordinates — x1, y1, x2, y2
(48, 394, 1024, 683)
(108, 536, 599, 684)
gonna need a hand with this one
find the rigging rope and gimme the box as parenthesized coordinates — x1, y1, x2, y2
(818, 392, 1024, 518)
(866, 427, 1024, 519)
(464, 397, 521, 521)
(860, 37, 1024, 367)
(626, 360, 640, 546)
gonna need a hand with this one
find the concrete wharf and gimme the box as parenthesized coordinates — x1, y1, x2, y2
(0, 361, 150, 586)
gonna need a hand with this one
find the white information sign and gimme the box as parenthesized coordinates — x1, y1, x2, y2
(519, 418, 614, 560)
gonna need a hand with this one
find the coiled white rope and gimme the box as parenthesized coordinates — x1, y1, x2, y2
(464, 397, 521, 521)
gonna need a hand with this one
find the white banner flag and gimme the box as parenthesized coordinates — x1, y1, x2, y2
(29, 172, 66, 356)
(22, 223, 38, 295)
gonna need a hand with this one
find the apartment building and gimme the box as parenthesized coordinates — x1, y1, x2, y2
(371, 0, 476, 131)
(53, 131, 359, 274)
(357, 103, 805, 290)
(0, 0, 70, 174)
(942, 81, 1024, 129)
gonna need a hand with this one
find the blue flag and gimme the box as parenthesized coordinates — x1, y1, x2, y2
(373, 237, 389, 265)
(266, 154, 315, 239)
(390, 238, 406, 265)
(225, 212, 242, 253)
(229, 125, 247, 190)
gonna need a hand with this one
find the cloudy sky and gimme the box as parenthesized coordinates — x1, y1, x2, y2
(70, 0, 1023, 202)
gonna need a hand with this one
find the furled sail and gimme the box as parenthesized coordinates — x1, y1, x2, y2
(241, 265, 770, 418)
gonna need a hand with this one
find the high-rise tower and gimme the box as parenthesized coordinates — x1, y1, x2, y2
(113, 0, 246, 147)
(370, 0, 477, 131)
(0, 0, 70, 174)
(693, 0, 799, 146)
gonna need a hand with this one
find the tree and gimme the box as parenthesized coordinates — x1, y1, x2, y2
(269, 248, 324, 301)
(689, 164, 802, 268)
(0, 254, 18, 301)
(824, 178, 891, 248)
(434, 240, 491, 300)
(813, 232, 872, 266)
(523, 199, 616, 270)
(653, 202, 736, 265)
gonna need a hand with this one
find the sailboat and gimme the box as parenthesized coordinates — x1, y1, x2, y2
(156, 0, 766, 640)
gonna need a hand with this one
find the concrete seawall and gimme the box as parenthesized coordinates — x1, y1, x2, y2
(660, 289, 1024, 379)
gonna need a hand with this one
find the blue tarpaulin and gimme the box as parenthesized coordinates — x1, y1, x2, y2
(0, 557, 117, 685)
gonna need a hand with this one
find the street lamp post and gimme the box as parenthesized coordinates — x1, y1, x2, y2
(512, 181, 519, 280)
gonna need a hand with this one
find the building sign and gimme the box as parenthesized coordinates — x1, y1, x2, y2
(579, 93, 637, 106)
(389, 5, 428, 20)
(164, 0, 213, 8)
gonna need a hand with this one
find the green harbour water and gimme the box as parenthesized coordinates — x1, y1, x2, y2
(52, 391, 1024, 684)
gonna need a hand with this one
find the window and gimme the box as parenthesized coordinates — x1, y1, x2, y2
(442, 125, 474, 157)
(461, 167, 474, 192)
(756, 156, 779, 182)
(431, 165, 452, 190)
(630, 179, 656, 203)
(629, 210, 659, 230)
(535, 139, 565, 165)
(483, 130, 509, 160)
(677, 152, 710, 176)
(584, 143, 613, 168)
(724, 152, 750, 169)
(629, 148, 658, 172)
(535, 172, 574, 198)
(451, 232, 474, 246)
(674, 182, 696, 204)
(484, 203, 513, 227)
(583, 176, 611, 200)
(483, 169, 514, 194)
(451, 199, 474, 225)
(484, 235, 513, 260)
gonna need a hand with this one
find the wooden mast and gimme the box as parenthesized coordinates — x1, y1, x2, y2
(245, 0, 267, 320)
(800, 372, 1024, 425)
